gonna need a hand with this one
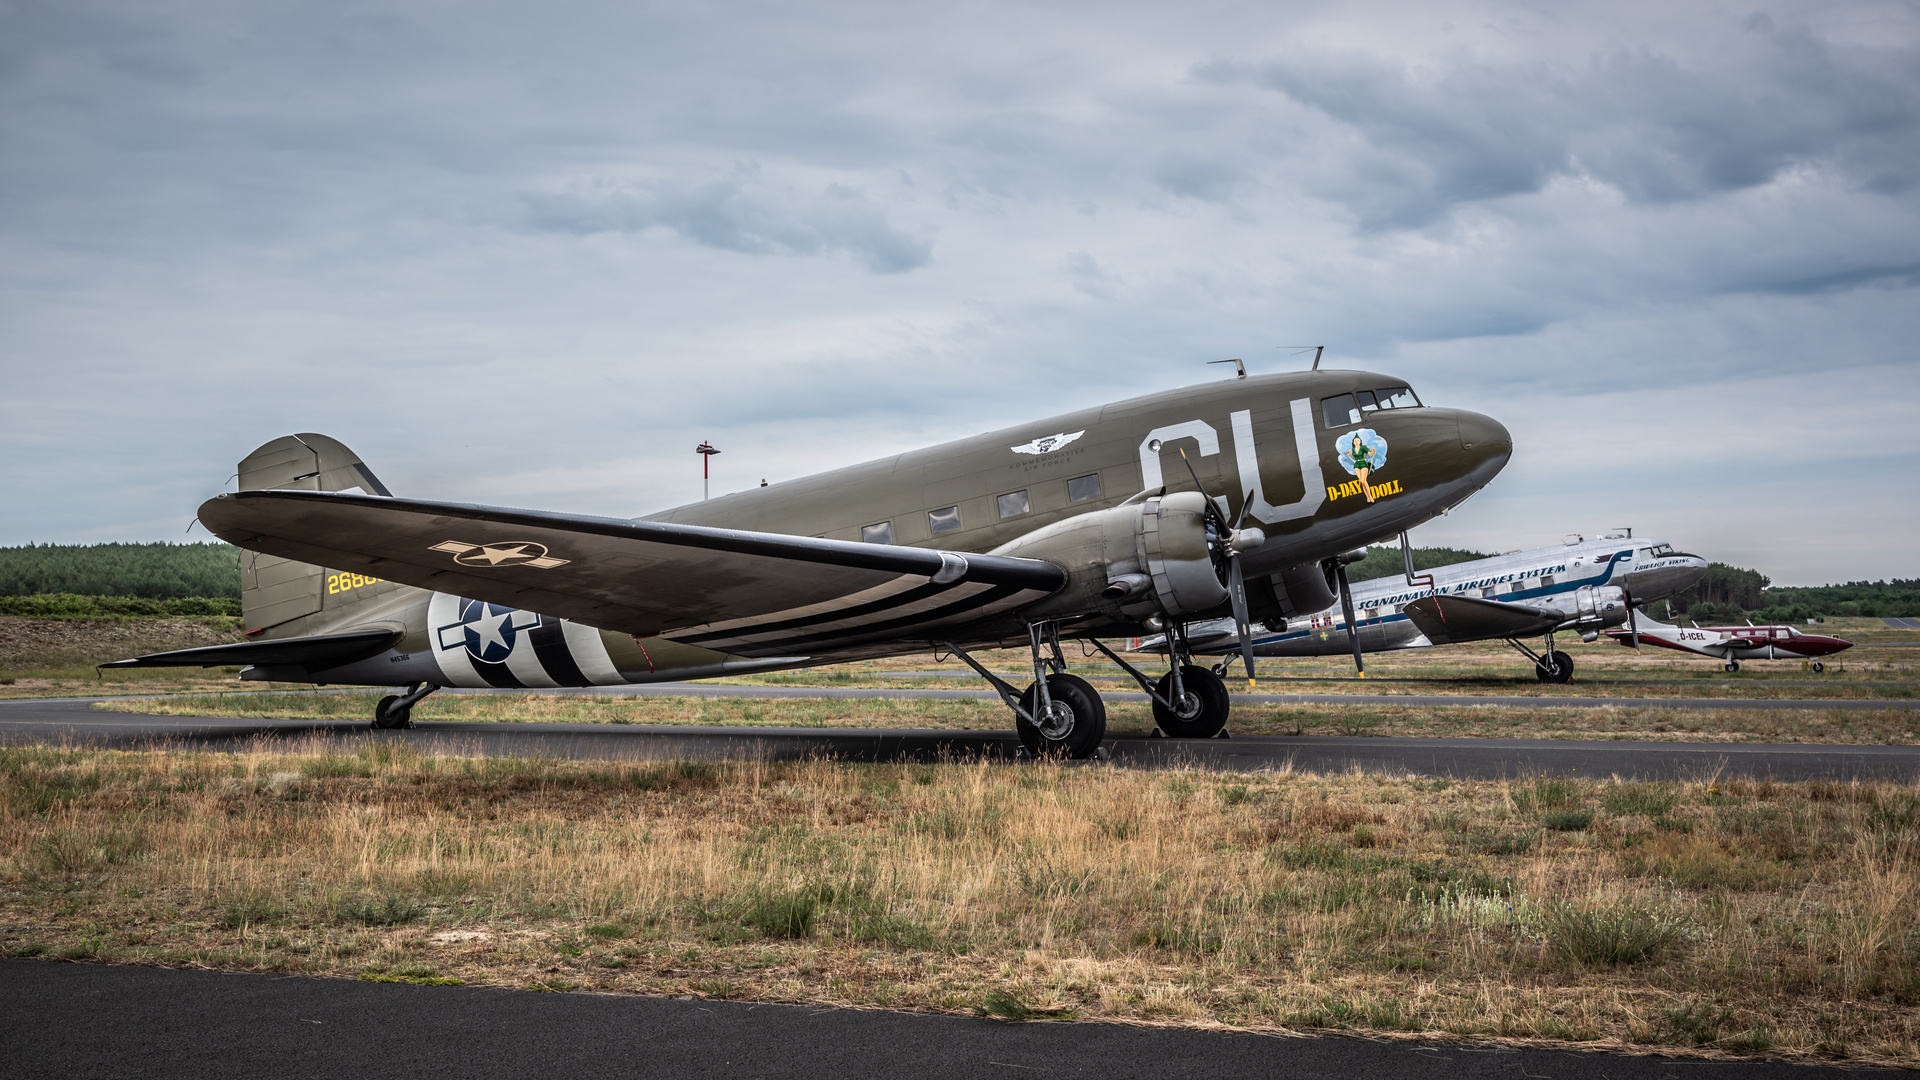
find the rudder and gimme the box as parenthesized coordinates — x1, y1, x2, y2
(234, 434, 394, 634)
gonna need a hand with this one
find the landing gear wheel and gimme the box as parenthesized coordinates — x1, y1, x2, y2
(1209, 662, 1228, 678)
(1152, 664, 1230, 738)
(1015, 673, 1107, 760)
(1723, 660, 1740, 673)
(372, 695, 411, 729)
(1534, 651, 1574, 684)
(1813, 661, 1825, 673)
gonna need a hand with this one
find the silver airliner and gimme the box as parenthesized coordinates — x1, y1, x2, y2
(1140, 531, 1707, 683)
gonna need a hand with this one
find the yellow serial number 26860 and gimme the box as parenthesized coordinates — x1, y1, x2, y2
(327, 572, 384, 596)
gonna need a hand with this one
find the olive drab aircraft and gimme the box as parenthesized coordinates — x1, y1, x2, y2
(108, 369, 1512, 757)
(1144, 531, 1709, 683)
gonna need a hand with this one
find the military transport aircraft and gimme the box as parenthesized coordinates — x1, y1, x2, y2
(1153, 531, 1709, 683)
(1605, 618, 1852, 672)
(108, 369, 1511, 756)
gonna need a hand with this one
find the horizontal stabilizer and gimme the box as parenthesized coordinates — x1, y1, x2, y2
(1402, 594, 1561, 645)
(100, 628, 401, 670)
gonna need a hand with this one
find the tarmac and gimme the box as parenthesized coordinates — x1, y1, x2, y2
(3, 695, 1917, 781)
(0, 960, 1898, 1080)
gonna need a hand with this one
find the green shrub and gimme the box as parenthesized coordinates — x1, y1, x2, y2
(336, 894, 425, 927)
(1603, 783, 1679, 818)
(1546, 902, 1683, 966)
(1542, 810, 1594, 832)
(743, 890, 816, 939)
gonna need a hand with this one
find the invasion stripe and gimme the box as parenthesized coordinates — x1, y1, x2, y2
(529, 620, 590, 687)
(722, 583, 1032, 654)
(674, 580, 958, 646)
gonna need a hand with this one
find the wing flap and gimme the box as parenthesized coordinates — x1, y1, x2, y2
(196, 490, 1065, 640)
(1402, 594, 1562, 645)
(100, 628, 401, 670)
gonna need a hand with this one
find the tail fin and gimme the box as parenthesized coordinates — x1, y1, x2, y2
(235, 434, 393, 634)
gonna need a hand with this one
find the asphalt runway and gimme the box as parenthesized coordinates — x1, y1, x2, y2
(5, 696, 1918, 781)
(0, 961, 1894, 1080)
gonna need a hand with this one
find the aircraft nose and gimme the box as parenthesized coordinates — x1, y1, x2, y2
(1456, 411, 1512, 461)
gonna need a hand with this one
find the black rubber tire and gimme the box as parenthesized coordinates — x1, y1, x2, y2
(1015, 673, 1107, 759)
(1534, 651, 1574, 684)
(1151, 664, 1230, 738)
(1724, 660, 1740, 673)
(372, 695, 410, 729)
(1813, 661, 1825, 673)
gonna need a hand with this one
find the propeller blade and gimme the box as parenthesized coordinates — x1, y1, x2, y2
(1335, 561, 1365, 678)
(1228, 555, 1256, 688)
(1625, 588, 1640, 649)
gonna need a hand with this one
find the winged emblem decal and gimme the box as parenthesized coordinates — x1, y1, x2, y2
(1011, 430, 1085, 455)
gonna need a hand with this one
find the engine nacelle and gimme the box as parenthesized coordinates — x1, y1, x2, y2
(1539, 584, 1629, 630)
(990, 490, 1227, 623)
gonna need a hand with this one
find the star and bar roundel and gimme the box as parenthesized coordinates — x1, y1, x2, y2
(429, 539, 571, 569)
(436, 599, 540, 664)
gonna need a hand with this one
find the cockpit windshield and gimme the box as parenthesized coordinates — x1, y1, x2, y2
(1323, 386, 1422, 428)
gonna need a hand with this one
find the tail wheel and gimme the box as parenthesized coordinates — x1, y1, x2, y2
(1016, 673, 1107, 760)
(372, 695, 411, 729)
(1534, 651, 1574, 684)
(1152, 664, 1230, 738)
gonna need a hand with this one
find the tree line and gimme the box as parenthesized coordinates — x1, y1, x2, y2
(0, 542, 240, 600)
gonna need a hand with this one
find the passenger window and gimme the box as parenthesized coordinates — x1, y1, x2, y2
(1540, 575, 1555, 588)
(1321, 394, 1359, 428)
(928, 506, 962, 535)
(1376, 386, 1421, 409)
(1067, 473, 1101, 503)
(1357, 390, 1379, 413)
(996, 490, 1029, 518)
(861, 522, 893, 545)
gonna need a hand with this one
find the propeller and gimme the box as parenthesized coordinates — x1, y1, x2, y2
(1623, 586, 1641, 649)
(1177, 450, 1264, 688)
(1333, 558, 1365, 678)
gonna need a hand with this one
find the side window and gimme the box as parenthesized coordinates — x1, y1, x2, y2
(1377, 386, 1421, 409)
(996, 490, 1029, 518)
(928, 506, 962, 535)
(861, 521, 893, 545)
(1357, 390, 1379, 413)
(1540, 575, 1555, 588)
(1321, 394, 1359, 428)
(1066, 473, 1101, 503)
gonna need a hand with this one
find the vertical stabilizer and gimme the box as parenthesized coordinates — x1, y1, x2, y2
(234, 435, 392, 634)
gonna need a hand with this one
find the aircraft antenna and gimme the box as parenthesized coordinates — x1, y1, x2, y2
(696, 441, 721, 500)
(1207, 358, 1247, 379)
(1279, 345, 1325, 370)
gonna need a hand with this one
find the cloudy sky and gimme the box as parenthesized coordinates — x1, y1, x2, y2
(2, 0, 1915, 584)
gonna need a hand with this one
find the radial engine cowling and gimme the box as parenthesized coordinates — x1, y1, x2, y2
(989, 490, 1227, 623)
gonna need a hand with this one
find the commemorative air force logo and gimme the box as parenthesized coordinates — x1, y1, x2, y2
(429, 540, 570, 569)
(1011, 430, 1085, 455)
(436, 599, 540, 664)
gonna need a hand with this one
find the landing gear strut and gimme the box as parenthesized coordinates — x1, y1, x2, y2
(372, 682, 438, 729)
(938, 628, 1107, 760)
(1086, 626, 1232, 738)
(1505, 635, 1574, 684)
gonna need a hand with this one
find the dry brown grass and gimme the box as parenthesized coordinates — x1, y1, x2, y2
(2, 742, 1917, 1065)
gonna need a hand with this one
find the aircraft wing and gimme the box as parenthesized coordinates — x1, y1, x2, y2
(99, 628, 403, 670)
(196, 490, 1066, 647)
(1401, 594, 1563, 645)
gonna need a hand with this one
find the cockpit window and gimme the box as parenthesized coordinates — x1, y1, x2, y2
(1376, 386, 1420, 409)
(1321, 394, 1359, 428)
(1356, 389, 1379, 413)
(1650, 543, 1674, 557)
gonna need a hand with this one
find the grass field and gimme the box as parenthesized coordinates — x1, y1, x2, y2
(1, 743, 1915, 1066)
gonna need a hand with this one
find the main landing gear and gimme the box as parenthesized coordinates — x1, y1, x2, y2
(938, 620, 1237, 759)
(1723, 660, 1741, 673)
(372, 682, 439, 729)
(1505, 635, 1574, 684)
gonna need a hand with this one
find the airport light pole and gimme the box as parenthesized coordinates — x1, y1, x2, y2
(696, 441, 720, 500)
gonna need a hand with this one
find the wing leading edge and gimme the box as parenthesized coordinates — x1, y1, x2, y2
(196, 490, 1066, 647)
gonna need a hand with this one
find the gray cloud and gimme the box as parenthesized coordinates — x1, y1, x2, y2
(0, 0, 1917, 582)
(521, 170, 931, 274)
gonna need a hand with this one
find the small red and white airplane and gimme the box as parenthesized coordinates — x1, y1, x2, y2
(1606, 617, 1852, 672)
